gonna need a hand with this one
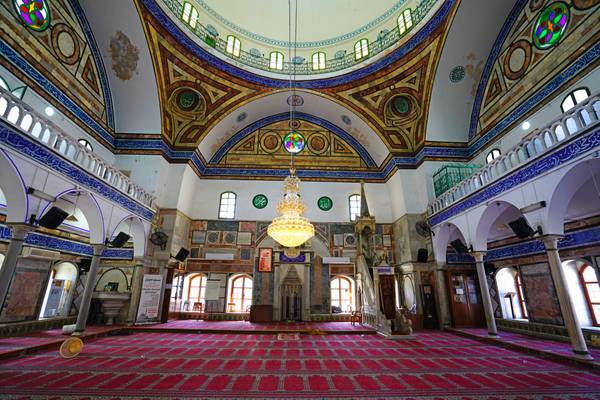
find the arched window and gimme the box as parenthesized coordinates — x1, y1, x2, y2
(495, 267, 527, 319)
(349, 194, 361, 221)
(78, 138, 93, 152)
(561, 87, 590, 113)
(182, 2, 199, 29)
(229, 275, 253, 312)
(354, 39, 369, 60)
(331, 276, 353, 313)
(397, 9, 413, 35)
(188, 274, 207, 309)
(580, 264, 600, 326)
(219, 192, 236, 219)
(486, 148, 501, 164)
(269, 52, 284, 70)
(312, 52, 326, 71)
(226, 35, 241, 57)
(0, 253, 5, 272)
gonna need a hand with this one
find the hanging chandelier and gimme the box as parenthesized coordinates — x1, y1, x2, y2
(267, 0, 314, 250)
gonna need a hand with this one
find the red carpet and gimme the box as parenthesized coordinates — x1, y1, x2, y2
(132, 320, 375, 333)
(0, 331, 598, 399)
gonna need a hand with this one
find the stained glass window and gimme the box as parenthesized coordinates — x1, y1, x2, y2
(354, 39, 369, 60)
(532, 2, 570, 50)
(13, 0, 51, 32)
(283, 131, 305, 153)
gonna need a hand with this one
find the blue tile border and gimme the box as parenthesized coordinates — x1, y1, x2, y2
(446, 225, 600, 264)
(429, 126, 600, 227)
(0, 120, 154, 221)
(0, 40, 115, 146)
(0, 225, 132, 259)
(210, 112, 376, 167)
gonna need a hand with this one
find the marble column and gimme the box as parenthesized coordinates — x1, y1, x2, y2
(0, 224, 35, 309)
(434, 263, 451, 328)
(472, 252, 498, 336)
(126, 259, 146, 325)
(542, 235, 592, 359)
(73, 244, 105, 335)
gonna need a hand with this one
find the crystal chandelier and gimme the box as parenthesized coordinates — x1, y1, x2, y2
(268, 168, 314, 248)
(267, 0, 314, 249)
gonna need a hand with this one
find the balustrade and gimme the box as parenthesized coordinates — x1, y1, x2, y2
(0, 87, 156, 209)
(427, 94, 600, 216)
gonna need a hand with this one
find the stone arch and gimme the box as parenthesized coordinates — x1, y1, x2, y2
(433, 222, 468, 263)
(0, 149, 29, 223)
(109, 215, 147, 257)
(473, 200, 532, 251)
(39, 189, 105, 244)
(545, 159, 600, 235)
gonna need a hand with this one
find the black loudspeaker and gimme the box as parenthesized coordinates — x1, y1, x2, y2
(450, 239, 469, 254)
(110, 232, 131, 248)
(175, 248, 190, 262)
(38, 206, 69, 229)
(417, 248, 428, 263)
(508, 217, 536, 239)
(78, 258, 91, 273)
(484, 262, 496, 276)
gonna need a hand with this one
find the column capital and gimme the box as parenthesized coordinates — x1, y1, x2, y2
(541, 235, 563, 251)
(435, 261, 446, 271)
(133, 257, 152, 268)
(6, 223, 35, 241)
(471, 251, 486, 263)
(91, 244, 105, 256)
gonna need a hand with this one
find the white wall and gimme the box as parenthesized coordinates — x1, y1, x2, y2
(183, 174, 394, 223)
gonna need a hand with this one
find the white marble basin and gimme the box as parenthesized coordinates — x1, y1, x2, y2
(93, 292, 131, 325)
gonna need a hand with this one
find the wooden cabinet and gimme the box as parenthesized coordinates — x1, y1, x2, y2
(447, 271, 485, 328)
(250, 305, 273, 322)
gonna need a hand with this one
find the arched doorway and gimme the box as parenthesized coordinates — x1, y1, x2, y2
(39, 262, 78, 318)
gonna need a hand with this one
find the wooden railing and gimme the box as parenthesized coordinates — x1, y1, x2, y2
(427, 94, 600, 217)
(0, 87, 156, 209)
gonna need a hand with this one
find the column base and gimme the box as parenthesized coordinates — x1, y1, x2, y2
(488, 332, 499, 337)
(71, 330, 84, 337)
(572, 350, 593, 360)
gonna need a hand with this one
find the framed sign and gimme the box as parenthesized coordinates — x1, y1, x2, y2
(259, 248, 273, 272)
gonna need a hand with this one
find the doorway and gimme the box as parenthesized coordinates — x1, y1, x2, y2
(447, 270, 485, 328)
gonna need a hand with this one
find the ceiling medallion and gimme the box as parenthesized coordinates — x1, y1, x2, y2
(287, 94, 304, 106)
(449, 65, 466, 83)
(13, 0, 51, 32)
(533, 2, 570, 50)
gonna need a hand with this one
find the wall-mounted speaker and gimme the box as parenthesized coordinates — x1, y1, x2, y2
(450, 239, 469, 254)
(38, 207, 69, 229)
(78, 258, 91, 273)
(417, 248, 428, 263)
(175, 248, 190, 262)
(110, 232, 131, 248)
(484, 262, 496, 276)
(508, 217, 537, 239)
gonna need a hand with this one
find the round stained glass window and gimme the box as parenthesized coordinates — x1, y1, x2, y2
(533, 2, 570, 50)
(283, 131, 305, 154)
(317, 196, 333, 211)
(252, 194, 268, 209)
(13, 0, 51, 32)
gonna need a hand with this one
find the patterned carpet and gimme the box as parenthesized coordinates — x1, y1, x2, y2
(0, 331, 599, 399)
(133, 320, 375, 333)
(451, 328, 600, 365)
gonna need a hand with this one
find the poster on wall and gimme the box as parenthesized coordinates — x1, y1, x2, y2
(136, 274, 163, 324)
(259, 248, 273, 272)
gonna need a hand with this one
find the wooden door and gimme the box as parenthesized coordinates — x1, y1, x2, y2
(447, 271, 485, 328)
